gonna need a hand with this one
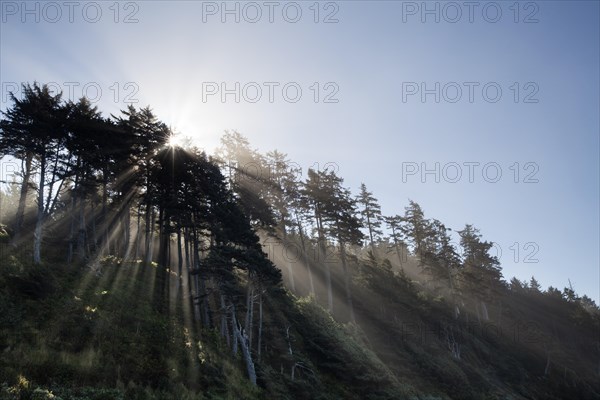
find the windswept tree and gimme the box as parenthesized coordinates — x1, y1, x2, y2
(384, 215, 407, 270)
(356, 183, 383, 254)
(0, 83, 66, 263)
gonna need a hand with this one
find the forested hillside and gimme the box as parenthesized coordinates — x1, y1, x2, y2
(0, 83, 598, 400)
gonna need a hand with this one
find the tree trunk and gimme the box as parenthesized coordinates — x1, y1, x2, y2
(232, 304, 239, 356)
(220, 294, 230, 348)
(156, 207, 169, 304)
(481, 301, 489, 321)
(67, 195, 76, 264)
(365, 206, 376, 255)
(244, 285, 254, 349)
(91, 203, 97, 252)
(144, 206, 156, 265)
(33, 153, 46, 265)
(123, 206, 131, 259)
(315, 209, 332, 312)
(177, 229, 183, 289)
(42, 147, 60, 217)
(76, 193, 86, 261)
(134, 203, 142, 260)
(232, 302, 257, 385)
(258, 291, 263, 359)
(191, 229, 202, 322)
(102, 167, 109, 256)
(184, 228, 193, 302)
(296, 213, 315, 296)
(339, 242, 355, 323)
(11, 153, 32, 246)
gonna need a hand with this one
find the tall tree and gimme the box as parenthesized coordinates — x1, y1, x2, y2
(302, 168, 335, 311)
(356, 183, 383, 254)
(422, 219, 461, 290)
(329, 183, 363, 322)
(303, 168, 363, 316)
(457, 224, 503, 321)
(63, 98, 109, 261)
(384, 215, 407, 271)
(400, 200, 430, 264)
(0, 83, 66, 263)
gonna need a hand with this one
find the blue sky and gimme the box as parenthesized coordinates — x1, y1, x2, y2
(1, 1, 598, 301)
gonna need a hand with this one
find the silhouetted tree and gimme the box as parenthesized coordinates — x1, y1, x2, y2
(0, 83, 66, 263)
(357, 183, 383, 255)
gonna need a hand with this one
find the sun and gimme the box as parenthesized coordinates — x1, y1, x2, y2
(167, 132, 185, 148)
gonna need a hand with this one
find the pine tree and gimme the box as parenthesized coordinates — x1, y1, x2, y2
(457, 224, 503, 321)
(356, 183, 383, 254)
(529, 276, 541, 292)
(400, 200, 430, 264)
(384, 215, 407, 270)
(302, 168, 334, 309)
(303, 168, 363, 318)
(424, 219, 461, 290)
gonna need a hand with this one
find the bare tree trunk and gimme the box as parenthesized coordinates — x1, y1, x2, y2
(232, 302, 257, 385)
